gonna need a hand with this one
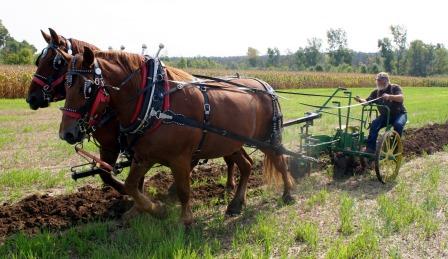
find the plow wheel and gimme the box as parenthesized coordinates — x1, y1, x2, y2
(374, 130, 403, 183)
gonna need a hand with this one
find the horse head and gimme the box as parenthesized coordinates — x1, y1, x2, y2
(27, 28, 99, 110)
(59, 47, 111, 144)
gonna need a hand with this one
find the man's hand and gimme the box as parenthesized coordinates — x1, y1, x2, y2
(354, 96, 365, 103)
(382, 93, 391, 101)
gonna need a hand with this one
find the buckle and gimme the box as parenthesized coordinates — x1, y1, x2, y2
(204, 104, 211, 115)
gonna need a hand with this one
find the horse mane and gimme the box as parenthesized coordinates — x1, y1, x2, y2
(69, 38, 100, 53)
(89, 50, 194, 81)
(94, 51, 144, 73)
(165, 66, 194, 82)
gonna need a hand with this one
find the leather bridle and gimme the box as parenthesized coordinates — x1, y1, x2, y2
(33, 38, 73, 102)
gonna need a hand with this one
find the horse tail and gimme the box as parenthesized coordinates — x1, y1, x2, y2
(263, 152, 293, 188)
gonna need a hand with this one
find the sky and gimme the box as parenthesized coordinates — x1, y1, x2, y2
(1, 0, 447, 57)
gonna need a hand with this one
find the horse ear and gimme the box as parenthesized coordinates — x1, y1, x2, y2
(82, 47, 95, 68)
(41, 30, 51, 43)
(48, 28, 62, 46)
(55, 48, 73, 63)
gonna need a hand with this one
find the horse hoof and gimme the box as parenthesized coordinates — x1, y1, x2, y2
(225, 209, 241, 217)
(282, 193, 295, 205)
(226, 200, 244, 216)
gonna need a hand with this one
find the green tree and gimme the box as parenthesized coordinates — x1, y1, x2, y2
(266, 47, 280, 67)
(431, 44, 448, 75)
(327, 28, 352, 66)
(177, 57, 187, 68)
(0, 38, 37, 64)
(390, 25, 407, 74)
(378, 37, 394, 73)
(0, 20, 9, 49)
(406, 40, 430, 76)
(369, 63, 380, 74)
(247, 47, 259, 67)
(293, 48, 306, 70)
(303, 37, 323, 67)
(0, 21, 37, 64)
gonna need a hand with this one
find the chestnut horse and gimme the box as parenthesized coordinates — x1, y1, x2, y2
(27, 29, 248, 194)
(58, 47, 294, 225)
(26, 28, 127, 194)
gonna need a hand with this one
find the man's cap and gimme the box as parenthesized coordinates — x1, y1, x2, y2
(376, 72, 389, 81)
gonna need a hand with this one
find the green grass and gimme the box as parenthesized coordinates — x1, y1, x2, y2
(0, 98, 29, 110)
(0, 169, 68, 189)
(377, 186, 421, 233)
(339, 193, 355, 236)
(305, 189, 329, 211)
(0, 169, 76, 203)
(377, 165, 444, 238)
(326, 222, 379, 259)
(0, 212, 219, 258)
(294, 221, 319, 250)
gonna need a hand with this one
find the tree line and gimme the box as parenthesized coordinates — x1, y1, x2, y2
(168, 25, 448, 77)
(1, 20, 447, 77)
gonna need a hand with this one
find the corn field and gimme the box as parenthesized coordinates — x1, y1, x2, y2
(0, 65, 33, 98)
(1, 65, 448, 98)
(186, 68, 448, 89)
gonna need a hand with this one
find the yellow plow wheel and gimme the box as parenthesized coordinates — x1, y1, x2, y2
(374, 130, 403, 183)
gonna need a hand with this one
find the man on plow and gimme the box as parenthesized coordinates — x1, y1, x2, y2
(354, 72, 407, 153)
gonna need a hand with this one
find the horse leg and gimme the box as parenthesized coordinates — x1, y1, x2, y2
(223, 156, 236, 190)
(171, 158, 194, 226)
(167, 159, 198, 197)
(263, 150, 295, 204)
(123, 160, 167, 220)
(224, 149, 253, 190)
(226, 151, 252, 215)
(99, 148, 126, 195)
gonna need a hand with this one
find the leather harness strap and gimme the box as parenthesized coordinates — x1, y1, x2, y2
(194, 84, 211, 155)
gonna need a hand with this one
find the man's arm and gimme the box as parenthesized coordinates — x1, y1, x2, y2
(382, 94, 404, 102)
